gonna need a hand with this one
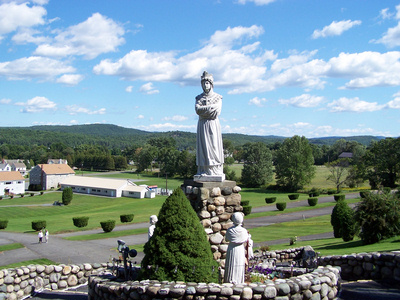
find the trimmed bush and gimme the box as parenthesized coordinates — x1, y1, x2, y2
(28, 184, 42, 191)
(327, 189, 336, 195)
(32, 220, 46, 231)
(0, 219, 8, 229)
(120, 214, 134, 223)
(40, 191, 44, 195)
(265, 197, 277, 204)
(141, 188, 218, 283)
(307, 197, 318, 206)
(30, 193, 34, 197)
(0, 196, 2, 200)
(100, 220, 116, 232)
(242, 206, 252, 216)
(360, 191, 370, 198)
(331, 199, 356, 241)
(73, 216, 89, 228)
(276, 202, 286, 211)
(308, 188, 320, 197)
(288, 193, 300, 200)
(62, 187, 73, 205)
(20, 194, 24, 198)
(241, 200, 250, 206)
(334, 194, 346, 201)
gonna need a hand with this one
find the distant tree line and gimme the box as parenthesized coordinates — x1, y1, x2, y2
(1, 126, 399, 191)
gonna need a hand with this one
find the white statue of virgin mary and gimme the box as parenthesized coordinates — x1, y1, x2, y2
(194, 71, 225, 182)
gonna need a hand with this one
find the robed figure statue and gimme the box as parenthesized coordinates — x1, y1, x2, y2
(194, 71, 225, 181)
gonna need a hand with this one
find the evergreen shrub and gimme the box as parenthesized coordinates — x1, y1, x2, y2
(141, 188, 218, 283)
(120, 214, 134, 223)
(30, 193, 34, 197)
(62, 187, 73, 205)
(327, 189, 336, 195)
(334, 194, 345, 201)
(265, 197, 276, 204)
(331, 200, 356, 241)
(0, 219, 8, 229)
(100, 220, 115, 232)
(0, 196, 2, 200)
(32, 220, 46, 231)
(382, 187, 391, 194)
(307, 197, 318, 206)
(288, 193, 300, 200)
(242, 206, 252, 216)
(73, 216, 89, 228)
(359, 191, 370, 198)
(355, 193, 400, 244)
(276, 202, 286, 211)
(20, 194, 24, 198)
(241, 200, 250, 206)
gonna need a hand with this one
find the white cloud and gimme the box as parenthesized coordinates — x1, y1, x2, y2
(386, 91, 400, 109)
(15, 96, 56, 113)
(12, 28, 48, 44)
(0, 98, 11, 104)
(379, 8, 394, 20)
(327, 97, 385, 112)
(162, 115, 188, 122)
(278, 94, 324, 108)
(138, 123, 196, 132)
(312, 20, 361, 39)
(236, 0, 277, 5)
(0, 1, 46, 39)
(65, 105, 105, 115)
(139, 82, 159, 94)
(248, 97, 267, 107)
(34, 13, 125, 59)
(137, 114, 144, 119)
(93, 25, 275, 92)
(0, 56, 75, 81)
(56, 74, 84, 85)
(125, 85, 133, 93)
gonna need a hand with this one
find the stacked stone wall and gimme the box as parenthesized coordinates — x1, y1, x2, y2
(88, 265, 341, 300)
(0, 263, 110, 300)
(182, 180, 242, 267)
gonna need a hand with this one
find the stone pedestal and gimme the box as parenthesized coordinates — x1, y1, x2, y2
(181, 179, 243, 267)
(193, 174, 226, 182)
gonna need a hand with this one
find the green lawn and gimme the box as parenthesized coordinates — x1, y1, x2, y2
(267, 236, 400, 256)
(0, 259, 55, 269)
(0, 191, 167, 234)
(0, 243, 24, 252)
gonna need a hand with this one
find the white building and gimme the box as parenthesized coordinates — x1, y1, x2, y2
(0, 163, 11, 172)
(29, 164, 75, 190)
(60, 176, 153, 198)
(0, 171, 25, 196)
(11, 162, 27, 176)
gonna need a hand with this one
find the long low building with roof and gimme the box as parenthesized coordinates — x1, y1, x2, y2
(59, 176, 154, 198)
(0, 171, 25, 196)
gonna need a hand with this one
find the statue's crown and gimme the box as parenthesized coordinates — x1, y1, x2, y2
(201, 71, 213, 84)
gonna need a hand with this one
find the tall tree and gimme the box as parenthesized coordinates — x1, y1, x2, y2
(274, 135, 315, 191)
(240, 142, 273, 187)
(326, 158, 351, 193)
(357, 138, 400, 188)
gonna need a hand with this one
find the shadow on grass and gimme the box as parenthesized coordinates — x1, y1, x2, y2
(391, 239, 400, 243)
(315, 239, 364, 251)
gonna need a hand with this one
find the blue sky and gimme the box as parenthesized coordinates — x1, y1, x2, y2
(1, 0, 400, 138)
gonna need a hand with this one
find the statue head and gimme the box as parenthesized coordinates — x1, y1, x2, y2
(231, 212, 244, 226)
(201, 71, 213, 94)
(149, 215, 158, 225)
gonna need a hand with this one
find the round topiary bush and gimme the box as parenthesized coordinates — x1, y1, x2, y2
(265, 197, 277, 204)
(308, 197, 318, 206)
(241, 200, 250, 206)
(100, 220, 116, 232)
(0, 219, 8, 229)
(360, 191, 370, 198)
(327, 189, 336, 195)
(32, 220, 46, 231)
(73, 216, 89, 228)
(288, 193, 300, 200)
(242, 206, 252, 216)
(334, 194, 346, 202)
(120, 214, 134, 223)
(308, 188, 320, 197)
(276, 202, 286, 211)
